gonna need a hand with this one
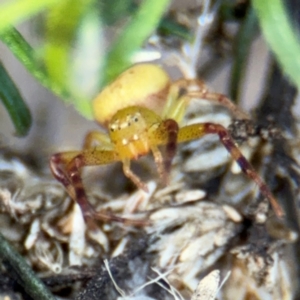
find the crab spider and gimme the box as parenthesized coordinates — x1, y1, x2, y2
(50, 64, 284, 224)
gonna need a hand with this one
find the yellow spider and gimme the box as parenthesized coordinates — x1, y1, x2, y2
(50, 63, 283, 224)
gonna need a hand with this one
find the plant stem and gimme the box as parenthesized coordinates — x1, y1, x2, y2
(0, 233, 56, 300)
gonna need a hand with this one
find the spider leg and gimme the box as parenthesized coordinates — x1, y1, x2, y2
(167, 79, 249, 121)
(83, 131, 112, 149)
(151, 146, 165, 183)
(122, 159, 149, 192)
(50, 150, 116, 217)
(150, 119, 179, 185)
(51, 131, 112, 200)
(177, 122, 284, 218)
(189, 89, 250, 120)
(163, 119, 179, 174)
(50, 151, 81, 200)
(50, 150, 148, 226)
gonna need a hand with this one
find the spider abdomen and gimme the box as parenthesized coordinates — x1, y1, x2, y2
(93, 64, 170, 126)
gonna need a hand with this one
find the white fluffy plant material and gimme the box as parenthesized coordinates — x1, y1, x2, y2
(105, 258, 230, 300)
(146, 201, 242, 291)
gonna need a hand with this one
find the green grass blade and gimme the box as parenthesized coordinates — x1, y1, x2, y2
(0, 0, 63, 33)
(253, 0, 300, 91)
(104, 0, 171, 83)
(68, 8, 103, 118)
(44, 0, 95, 118)
(44, 0, 92, 86)
(0, 233, 55, 300)
(0, 62, 32, 136)
(0, 27, 93, 119)
(0, 27, 68, 98)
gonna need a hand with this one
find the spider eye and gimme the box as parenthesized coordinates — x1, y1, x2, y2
(110, 127, 114, 132)
(134, 117, 139, 122)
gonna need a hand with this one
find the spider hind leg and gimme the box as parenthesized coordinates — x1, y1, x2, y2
(176, 122, 284, 217)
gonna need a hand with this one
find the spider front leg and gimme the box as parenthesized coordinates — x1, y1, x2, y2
(50, 150, 148, 225)
(83, 131, 113, 149)
(50, 150, 114, 218)
(177, 122, 284, 217)
(122, 158, 149, 192)
(151, 119, 179, 185)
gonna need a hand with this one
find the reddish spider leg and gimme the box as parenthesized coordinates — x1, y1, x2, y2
(161, 79, 283, 217)
(176, 122, 284, 217)
(168, 78, 250, 121)
(49, 118, 179, 225)
(50, 143, 149, 226)
(151, 119, 179, 185)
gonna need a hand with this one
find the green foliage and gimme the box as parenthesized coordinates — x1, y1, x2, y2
(44, 0, 96, 118)
(44, 0, 91, 87)
(0, 27, 67, 98)
(0, 62, 32, 136)
(104, 0, 171, 83)
(100, 0, 134, 25)
(0, 0, 171, 126)
(253, 0, 300, 91)
(0, 0, 61, 32)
